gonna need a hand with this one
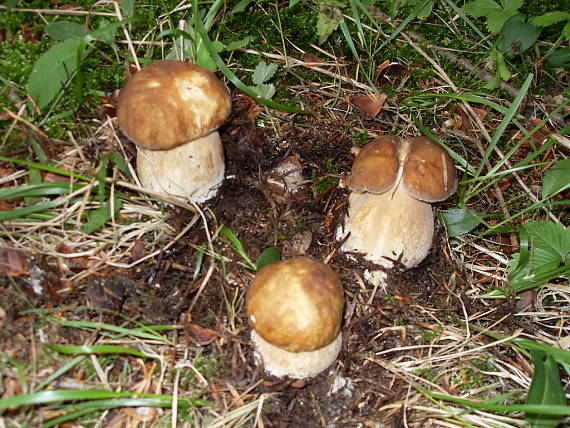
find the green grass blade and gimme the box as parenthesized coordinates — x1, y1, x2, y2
(0, 199, 64, 222)
(0, 389, 184, 409)
(474, 73, 533, 178)
(0, 156, 91, 182)
(49, 317, 172, 343)
(33, 356, 86, 393)
(47, 344, 151, 358)
(339, 21, 376, 89)
(0, 182, 82, 200)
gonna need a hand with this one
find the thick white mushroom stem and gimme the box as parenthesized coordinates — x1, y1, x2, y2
(251, 330, 342, 379)
(136, 132, 224, 204)
(339, 182, 434, 269)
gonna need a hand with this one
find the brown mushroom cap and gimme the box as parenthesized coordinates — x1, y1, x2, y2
(403, 137, 457, 202)
(347, 136, 400, 193)
(117, 60, 231, 150)
(246, 257, 344, 353)
(347, 135, 457, 202)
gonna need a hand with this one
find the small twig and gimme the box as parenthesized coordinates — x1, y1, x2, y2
(113, 1, 139, 70)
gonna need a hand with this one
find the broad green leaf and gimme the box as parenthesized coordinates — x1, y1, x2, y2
(464, 0, 523, 32)
(195, 39, 224, 72)
(484, 72, 501, 90)
(256, 247, 281, 271)
(496, 50, 511, 80)
(254, 83, 276, 99)
(503, 221, 570, 294)
(440, 207, 484, 237)
(546, 46, 570, 67)
(107, 152, 133, 179)
(526, 350, 566, 428)
(25, 167, 43, 205)
(498, 15, 541, 55)
(524, 221, 570, 261)
(533, 11, 570, 27)
(45, 21, 87, 40)
(463, 0, 500, 17)
(6, 0, 22, 11)
(95, 19, 117, 44)
(486, 9, 520, 33)
(289, 0, 301, 6)
(120, 0, 135, 18)
(231, 0, 255, 14)
(542, 159, 570, 198)
(317, 1, 344, 45)
(224, 36, 252, 51)
(252, 61, 278, 85)
(28, 39, 84, 109)
(417, 0, 434, 19)
(88, 17, 139, 42)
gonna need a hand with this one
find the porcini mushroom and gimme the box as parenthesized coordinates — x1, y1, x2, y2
(117, 60, 231, 203)
(246, 257, 344, 379)
(338, 136, 457, 269)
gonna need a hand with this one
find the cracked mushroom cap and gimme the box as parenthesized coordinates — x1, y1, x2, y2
(340, 135, 457, 269)
(246, 257, 344, 378)
(117, 60, 231, 150)
(347, 135, 457, 200)
(403, 137, 457, 202)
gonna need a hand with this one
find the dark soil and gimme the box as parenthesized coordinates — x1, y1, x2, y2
(0, 87, 525, 427)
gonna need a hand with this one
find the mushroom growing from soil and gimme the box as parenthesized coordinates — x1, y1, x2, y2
(337, 135, 457, 269)
(117, 60, 231, 203)
(246, 257, 344, 379)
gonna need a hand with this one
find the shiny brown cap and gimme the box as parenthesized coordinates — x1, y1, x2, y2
(347, 136, 400, 193)
(402, 137, 458, 202)
(246, 257, 344, 353)
(117, 60, 231, 150)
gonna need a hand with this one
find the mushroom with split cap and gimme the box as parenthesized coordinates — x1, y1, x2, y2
(337, 135, 457, 269)
(246, 257, 345, 379)
(117, 60, 231, 203)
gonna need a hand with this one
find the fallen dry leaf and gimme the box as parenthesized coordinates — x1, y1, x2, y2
(182, 312, 218, 345)
(131, 240, 146, 261)
(0, 244, 28, 277)
(302, 53, 325, 69)
(266, 156, 305, 200)
(515, 290, 535, 312)
(350, 93, 387, 118)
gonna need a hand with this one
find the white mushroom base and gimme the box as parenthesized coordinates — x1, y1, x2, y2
(136, 132, 224, 204)
(337, 184, 434, 269)
(251, 330, 342, 379)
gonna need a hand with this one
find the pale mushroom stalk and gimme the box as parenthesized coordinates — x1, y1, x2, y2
(340, 182, 435, 269)
(136, 131, 224, 204)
